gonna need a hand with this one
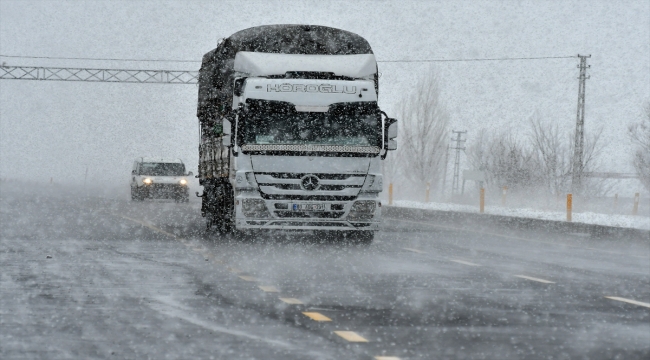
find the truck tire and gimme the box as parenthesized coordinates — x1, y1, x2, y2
(215, 182, 234, 233)
(203, 179, 233, 234)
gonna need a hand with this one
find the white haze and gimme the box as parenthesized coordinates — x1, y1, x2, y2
(0, 0, 648, 197)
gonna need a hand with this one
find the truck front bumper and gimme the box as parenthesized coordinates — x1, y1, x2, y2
(234, 197, 381, 231)
(235, 219, 380, 231)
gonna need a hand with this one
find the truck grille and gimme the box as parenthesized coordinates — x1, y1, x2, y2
(255, 172, 365, 201)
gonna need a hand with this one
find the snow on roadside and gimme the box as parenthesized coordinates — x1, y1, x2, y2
(393, 200, 650, 231)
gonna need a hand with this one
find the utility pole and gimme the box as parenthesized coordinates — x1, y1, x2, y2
(450, 130, 467, 195)
(441, 144, 450, 198)
(571, 54, 590, 193)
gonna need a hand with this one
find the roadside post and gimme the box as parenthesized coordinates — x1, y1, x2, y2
(388, 183, 393, 206)
(425, 182, 430, 203)
(502, 186, 507, 206)
(632, 193, 640, 215)
(480, 188, 485, 213)
(567, 193, 572, 222)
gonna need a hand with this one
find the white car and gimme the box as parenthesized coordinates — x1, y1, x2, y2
(130, 157, 192, 202)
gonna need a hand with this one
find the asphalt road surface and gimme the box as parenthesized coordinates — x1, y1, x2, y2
(1, 183, 649, 359)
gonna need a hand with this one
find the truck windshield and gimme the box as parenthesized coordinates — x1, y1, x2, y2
(139, 163, 185, 176)
(239, 100, 381, 147)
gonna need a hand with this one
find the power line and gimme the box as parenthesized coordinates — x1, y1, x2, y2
(378, 55, 576, 63)
(1, 53, 577, 64)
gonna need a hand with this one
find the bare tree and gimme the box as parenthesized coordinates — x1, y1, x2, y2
(466, 130, 536, 192)
(528, 114, 571, 196)
(529, 112, 606, 197)
(628, 103, 650, 192)
(398, 74, 450, 193)
(466, 113, 608, 198)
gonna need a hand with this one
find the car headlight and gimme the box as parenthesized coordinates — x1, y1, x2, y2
(179, 179, 187, 185)
(348, 200, 376, 221)
(143, 178, 153, 185)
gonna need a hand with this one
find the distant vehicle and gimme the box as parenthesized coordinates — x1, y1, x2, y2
(130, 157, 192, 202)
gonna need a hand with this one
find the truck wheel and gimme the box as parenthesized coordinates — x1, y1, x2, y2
(206, 214, 214, 230)
(215, 183, 234, 234)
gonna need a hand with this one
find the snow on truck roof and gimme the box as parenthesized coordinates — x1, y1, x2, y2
(137, 157, 184, 164)
(197, 25, 377, 122)
(234, 52, 377, 78)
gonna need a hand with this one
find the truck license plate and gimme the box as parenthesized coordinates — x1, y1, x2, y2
(292, 203, 325, 211)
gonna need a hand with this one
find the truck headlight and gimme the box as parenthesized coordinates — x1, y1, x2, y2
(241, 198, 270, 218)
(179, 179, 187, 186)
(348, 200, 376, 221)
(143, 178, 153, 185)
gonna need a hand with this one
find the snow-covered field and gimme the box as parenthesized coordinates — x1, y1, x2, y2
(394, 200, 650, 231)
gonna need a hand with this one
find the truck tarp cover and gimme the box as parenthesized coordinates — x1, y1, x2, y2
(197, 25, 375, 124)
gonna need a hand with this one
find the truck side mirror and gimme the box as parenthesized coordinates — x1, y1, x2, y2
(383, 117, 397, 149)
(233, 78, 246, 97)
(380, 115, 397, 159)
(387, 121, 398, 151)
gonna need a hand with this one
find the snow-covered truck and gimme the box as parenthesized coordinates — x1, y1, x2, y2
(196, 25, 397, 242)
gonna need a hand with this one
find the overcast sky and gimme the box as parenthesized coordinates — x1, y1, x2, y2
(1, 0, 648, 195)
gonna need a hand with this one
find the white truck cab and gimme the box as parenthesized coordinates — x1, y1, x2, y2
(196, 25, 398, 243)
(130, 157, 192, 202)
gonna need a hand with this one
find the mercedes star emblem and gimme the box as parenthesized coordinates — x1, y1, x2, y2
(300, 175, 320, 191)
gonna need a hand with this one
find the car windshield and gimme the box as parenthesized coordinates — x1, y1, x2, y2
(139, 162, 185, 176)
(239, 100, 381, 147)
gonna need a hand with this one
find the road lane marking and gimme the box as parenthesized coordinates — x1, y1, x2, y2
(333, 331, 368, 342)
(449, 259, 480, 266)
(308, 307, 342, 312)
(514, 275, 555, 284)
(388, 218, 648, 259)
(228, 267, 242, 273)
(605, 296, 650, 308)
(148, 299, 294, 349)
(258, 285, 279, 293)
(403, 247, 426, 254)
(302, 312, 332, 321)
(238, 276, 256, 281)
(375, 357, 401, 360)
(279, 298, 304, 305)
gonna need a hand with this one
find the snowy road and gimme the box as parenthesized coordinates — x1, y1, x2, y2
(1, 184, 649, 359)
